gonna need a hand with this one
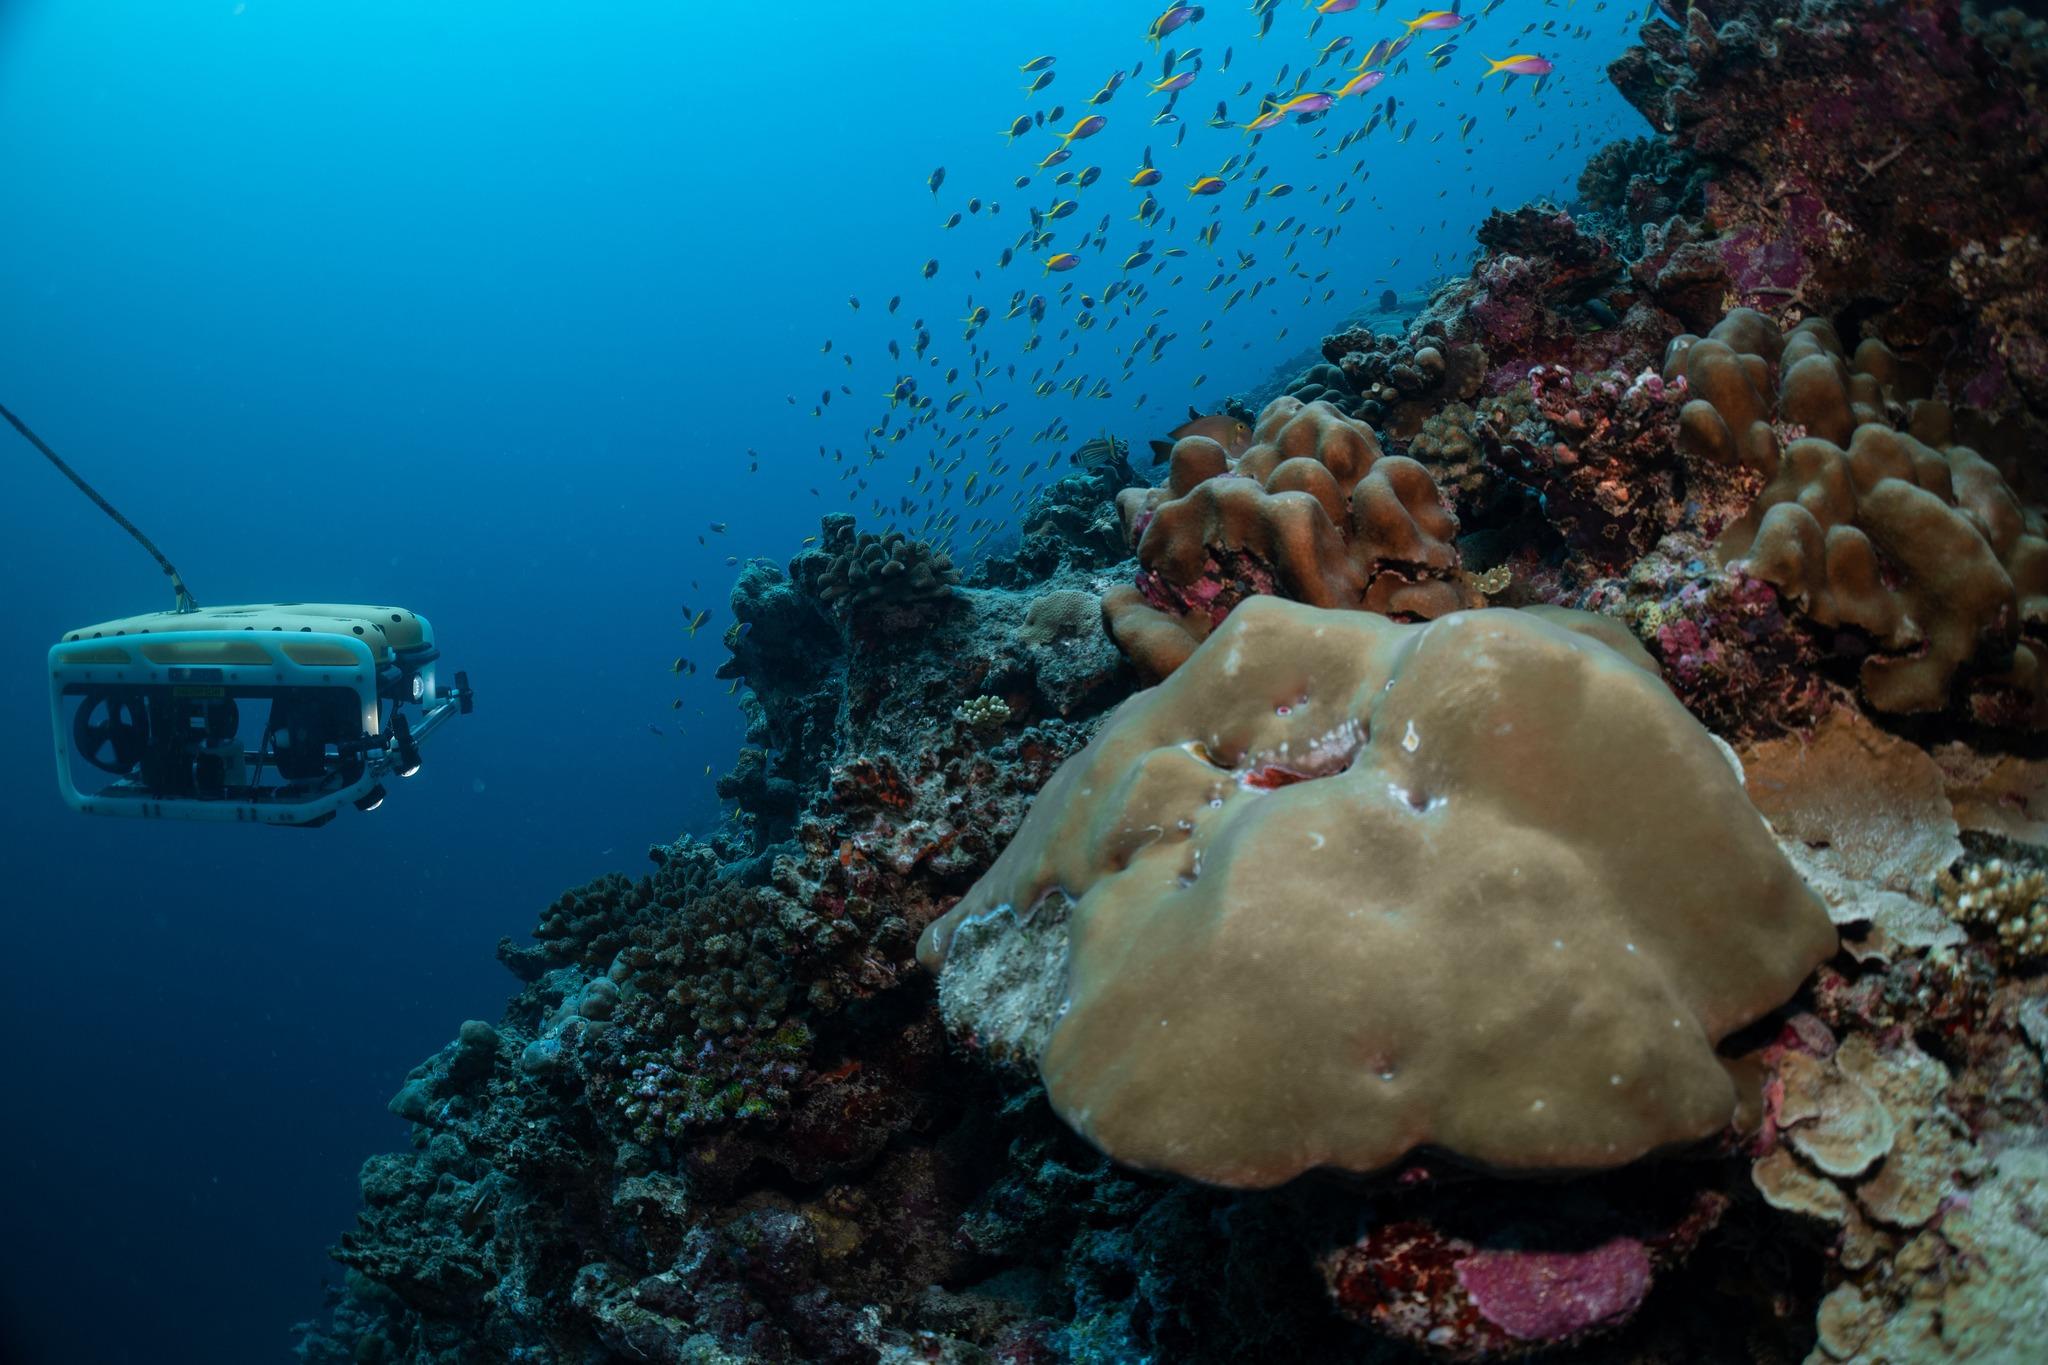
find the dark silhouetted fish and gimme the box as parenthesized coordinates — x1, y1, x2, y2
(1070, 433, 1129, 472)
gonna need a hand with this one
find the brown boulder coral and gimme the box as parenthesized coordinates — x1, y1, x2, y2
(1666, 308, 1894, 477)
(1665, 309, 2048, 723)
(920, 596, 1837, 1189)
(1103, 396, 1482, 680)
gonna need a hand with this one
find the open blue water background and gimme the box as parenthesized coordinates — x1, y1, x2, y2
(0, 2, 1642, 1358)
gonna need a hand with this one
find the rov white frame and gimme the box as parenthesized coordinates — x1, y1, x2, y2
(48, 630, 454, 826)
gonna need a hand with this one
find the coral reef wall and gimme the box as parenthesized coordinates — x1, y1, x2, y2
(299, 5, 2048, 1363)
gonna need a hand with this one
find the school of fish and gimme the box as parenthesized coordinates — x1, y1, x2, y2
(710, 0, 1642, 687)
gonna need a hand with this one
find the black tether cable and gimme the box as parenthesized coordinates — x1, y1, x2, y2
(1, 399, 198, 611)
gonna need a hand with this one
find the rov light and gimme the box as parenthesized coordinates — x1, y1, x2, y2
(392, 713, 422, 778)
(354, 783, 388, 813)
(409, 672, 424, 703)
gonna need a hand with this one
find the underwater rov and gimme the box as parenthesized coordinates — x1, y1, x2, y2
(9, 401, 474, 827)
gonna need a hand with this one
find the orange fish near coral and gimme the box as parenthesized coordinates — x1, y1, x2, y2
(1147, 408, 1252, 463)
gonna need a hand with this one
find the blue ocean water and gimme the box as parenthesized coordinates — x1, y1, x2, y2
(0, 2, 1643, 1359)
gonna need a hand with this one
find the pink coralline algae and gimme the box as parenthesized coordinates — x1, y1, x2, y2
(1321, 1191, 1728, 1359)
(1570, 540, 1831, 739)
(1652, 569, 1814, 717)
(1710, 197, 1823, 304)
(1133, 547, 1279, 629)
(1452, 1239, 1652, 1342)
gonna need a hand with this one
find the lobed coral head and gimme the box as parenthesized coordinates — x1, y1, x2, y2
(1104, 396, 1482, 681)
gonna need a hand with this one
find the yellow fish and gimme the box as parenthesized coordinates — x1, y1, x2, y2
(1054, 114, 1107, 147)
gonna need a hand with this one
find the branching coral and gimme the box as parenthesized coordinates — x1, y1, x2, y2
(921, 596, 1836, 1188)
(1473, 204, 1621, 308)
(611, 1021, 812, 1143)
(304, 11, 2048, 1363)
(1102, 396, 1482, 680)
(615, 880, 797, 1040)
(1939, 854, 2048, 967)
(953, 694, 1011, 731)
(501, 837, 724, 980)
(1497, 360, 1688, 567)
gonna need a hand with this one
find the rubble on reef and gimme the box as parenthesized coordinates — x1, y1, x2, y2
(298, 4, 2048, 1362)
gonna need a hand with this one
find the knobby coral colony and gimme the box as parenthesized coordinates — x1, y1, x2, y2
(299, 4, 2048, 1363)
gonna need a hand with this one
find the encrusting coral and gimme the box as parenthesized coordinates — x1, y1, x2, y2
(921, 596, 1837, 1188)
(1742, 1007, 2048, 1365)
(1102, 395, 1483, 680)
(1015, 587, 1099, 646)
(1319, 1182, 1730, 1358)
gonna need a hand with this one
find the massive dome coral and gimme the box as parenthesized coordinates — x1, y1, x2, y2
(1102, 396, 1483, 680)
(920, 597, 1837, 1189)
